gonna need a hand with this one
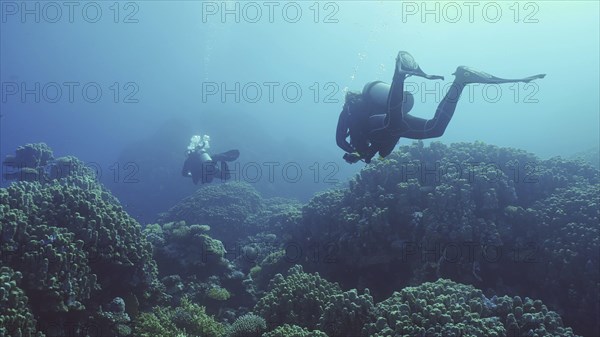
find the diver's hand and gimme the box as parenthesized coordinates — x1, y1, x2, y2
(343, 152, 362, 164)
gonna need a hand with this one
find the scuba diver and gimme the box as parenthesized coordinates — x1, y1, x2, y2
(182, 134, 240, 184)
(337, 51, 546, 164)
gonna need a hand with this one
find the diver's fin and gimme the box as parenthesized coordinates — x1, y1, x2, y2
(220, 161, 231, 181)
(453, 66, 546, 84)
(212, 150, 240, 162)
(396, 51, 444, 80)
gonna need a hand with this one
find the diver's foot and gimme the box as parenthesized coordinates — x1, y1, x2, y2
(396, 51, 420, 75)
(396, 51, 445, 80)
(453, 66, 504, 84)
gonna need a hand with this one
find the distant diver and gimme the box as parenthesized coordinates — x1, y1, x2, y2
(182, 134, 240, 184)
(337, 51, 546, 164)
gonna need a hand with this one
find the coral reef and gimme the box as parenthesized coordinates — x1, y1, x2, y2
(2, 143, 54, 182)
(143, 220, 255, 321)
(318, 288, 376, 337)
(133, 296, 224, 337)
(255, 265, 342, 330)
(262, 324, 328, 337)
(207, 286, 232, 301)
(158, 182, 264, 241)
(514, 184, 599, 330)
(144, 221, 227, 278)
(225, 313, 266, 337)
(1, 144, 161, 336)
(293, 141, 598, 336)
(1, 142, 595, 336)
(0, 266, 43, 337)
(570, 146, 599, 169)
(249, 250, 289, 292)
(364, 279, 576, 337)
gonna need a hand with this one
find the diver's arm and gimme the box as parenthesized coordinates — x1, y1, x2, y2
(336, 108, 355, 153)
(361, 146, 378, 164)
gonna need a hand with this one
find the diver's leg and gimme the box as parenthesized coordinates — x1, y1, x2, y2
(384, 51, 419, 131)
(385, 71, 408, 130)
(387, 51, 442, 130)
(399, 66, 545, 139)
(399, 80, 466, 139)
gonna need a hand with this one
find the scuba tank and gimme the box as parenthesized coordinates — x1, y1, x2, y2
(362, 81, 414, 114)
(199, 150, 212, 162)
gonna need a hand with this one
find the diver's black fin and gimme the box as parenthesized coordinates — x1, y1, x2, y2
(396, 51, 444, 80)
(220, 161, 231, 181)
(212, 150, 240, 162)
(453, 66, 546, 84)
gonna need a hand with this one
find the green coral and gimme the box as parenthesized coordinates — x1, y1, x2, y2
(250, 250, 289, 291)
(158, 182, 264, 240)
(1, 146, 161, 336)
(2, 143, 54, 182)
(226, 313, 266, 337)
(262, 324, 328, 337)
(292, 141, 598, 335)
(207, 286, 231, 301)
(0, 266, 44, 337)
(143, 221, 227, 278)
(133, 296, 224, 337)
(246, 197, 302, 236)
(0, 194, 93, 314)
(318, 288, 376, 337)
(491, 295, 577, 337)
(499, 184, 599, 334)
(254, 265, 341, 330)
(364, 279, 577, 337)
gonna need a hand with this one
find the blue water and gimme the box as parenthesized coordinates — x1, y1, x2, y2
(1, 1, 599, 219)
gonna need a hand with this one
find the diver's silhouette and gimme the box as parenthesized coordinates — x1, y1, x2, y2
(182, 134, 239, 184)
(337, 51, 546, 164)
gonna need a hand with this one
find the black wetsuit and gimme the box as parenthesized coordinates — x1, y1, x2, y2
(336, 72, 466, 163)
(182, 150, 218, 184)
(182, 149, 240, 184)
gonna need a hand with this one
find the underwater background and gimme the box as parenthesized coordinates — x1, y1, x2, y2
(1, 1, 599, 337)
